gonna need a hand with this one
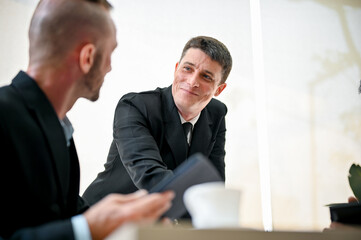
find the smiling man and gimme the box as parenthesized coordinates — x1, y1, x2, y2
(83, 36, 232, 207)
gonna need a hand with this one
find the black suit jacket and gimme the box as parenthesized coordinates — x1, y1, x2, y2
(0, 71, 88, 239)
(83, 86, 227, 205)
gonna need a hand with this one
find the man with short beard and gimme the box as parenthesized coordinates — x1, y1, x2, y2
(0, 1, 174, 239)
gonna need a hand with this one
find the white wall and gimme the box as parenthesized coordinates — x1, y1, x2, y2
(261, 0, 361, 230)
(0, 0, 360, 231)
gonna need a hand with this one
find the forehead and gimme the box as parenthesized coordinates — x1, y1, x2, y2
(103, 19, 117, 47)
(110, 23, 117, 45)
(181, 48, 222, 73)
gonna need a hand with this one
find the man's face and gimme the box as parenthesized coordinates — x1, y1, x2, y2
(172, 48, 226, 120)
(84, 24, 117, 101)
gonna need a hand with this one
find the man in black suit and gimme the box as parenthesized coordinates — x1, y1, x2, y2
(0, 0, 174, 239)
(83, 36, 232, 205)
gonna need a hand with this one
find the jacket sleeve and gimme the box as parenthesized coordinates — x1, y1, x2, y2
(76, 196, 89, 214)
(208, 114, 226, 181)
(1, 220, 75, 240)
(112, 97, 174, 190)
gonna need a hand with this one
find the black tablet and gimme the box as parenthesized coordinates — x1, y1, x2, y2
(150, 153, 223, 219)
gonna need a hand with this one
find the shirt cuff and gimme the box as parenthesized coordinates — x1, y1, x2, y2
(71, 214, 92, 240)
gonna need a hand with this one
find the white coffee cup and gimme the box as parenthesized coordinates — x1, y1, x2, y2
(183, 182, 241, 229)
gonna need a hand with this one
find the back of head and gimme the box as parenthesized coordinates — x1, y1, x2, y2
(179, 36, 232, 84)
(28, 0, 113, 67)
(85, 0, 112, 9)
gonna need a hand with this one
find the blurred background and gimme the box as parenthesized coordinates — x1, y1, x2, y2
(1, 0, 360, 231)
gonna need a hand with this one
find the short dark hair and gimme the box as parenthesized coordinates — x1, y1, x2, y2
(179, 36, 232, 84)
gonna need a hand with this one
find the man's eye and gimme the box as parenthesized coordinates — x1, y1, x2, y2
(183, 66, 191, 71)
(204, 75, 213, 81)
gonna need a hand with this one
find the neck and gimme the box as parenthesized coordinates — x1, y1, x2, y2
(27, 64, 79, 119)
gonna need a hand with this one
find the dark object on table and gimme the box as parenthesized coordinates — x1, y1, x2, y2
(329, 202, 361, 224)
(150, 153, 222, 219)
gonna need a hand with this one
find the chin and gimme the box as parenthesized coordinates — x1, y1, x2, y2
(90, 94, 100, 102)
(85, 91, 100, 102)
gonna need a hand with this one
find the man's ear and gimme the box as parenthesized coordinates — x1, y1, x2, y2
(79, 43, 95, 74)
(173, 62, 180, 79)
(214, 83, 227, 97)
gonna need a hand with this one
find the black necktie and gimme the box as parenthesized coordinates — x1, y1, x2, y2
(182, 122, 192, 145)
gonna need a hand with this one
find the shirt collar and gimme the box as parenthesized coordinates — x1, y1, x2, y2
(178, 112, 200, 128)
(59, 116, 74, 147)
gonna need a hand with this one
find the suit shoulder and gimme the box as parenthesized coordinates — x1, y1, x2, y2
(117, 86, 168, 107)
(0, 85, 24, 132)
(0, 85, 13, 101)
(0, 85, 20, 111)
(121, 87, 163, 100)
(207, 98, 228, 116)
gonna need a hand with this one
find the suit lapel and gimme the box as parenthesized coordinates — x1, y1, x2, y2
(12, 72, 70, 205)
(34, 110, 70, 197)
(162, 87, 189, 166)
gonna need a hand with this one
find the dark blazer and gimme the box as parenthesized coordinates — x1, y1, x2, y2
(0, 71, 88, 240)
(83, 86, 227, 205)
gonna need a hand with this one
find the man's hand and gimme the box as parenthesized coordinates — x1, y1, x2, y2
(84, 190, 174, 240)
(348, 196, 359, 203)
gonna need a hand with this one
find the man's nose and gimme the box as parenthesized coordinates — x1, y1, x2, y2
(187, 73, 200, 87)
